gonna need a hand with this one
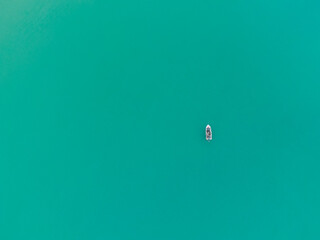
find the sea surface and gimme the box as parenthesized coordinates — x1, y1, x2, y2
(1, 1, 320, 239)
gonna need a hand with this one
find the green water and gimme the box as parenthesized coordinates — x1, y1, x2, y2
(1, 1, 320, 239)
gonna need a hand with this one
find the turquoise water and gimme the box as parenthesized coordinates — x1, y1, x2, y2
(1, 1, 320, 239)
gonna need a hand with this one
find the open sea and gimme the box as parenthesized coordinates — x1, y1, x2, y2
(1, 1, 320, 239)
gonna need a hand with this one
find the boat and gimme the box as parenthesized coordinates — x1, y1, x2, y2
(206, 125, 212, 141)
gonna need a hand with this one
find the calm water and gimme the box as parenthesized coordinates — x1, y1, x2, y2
(1, 1, 320, 239)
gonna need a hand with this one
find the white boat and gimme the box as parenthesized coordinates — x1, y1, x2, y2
(206, 125, 212, 141)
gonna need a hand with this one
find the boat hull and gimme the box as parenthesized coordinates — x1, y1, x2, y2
(206, 125, 212, 141)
